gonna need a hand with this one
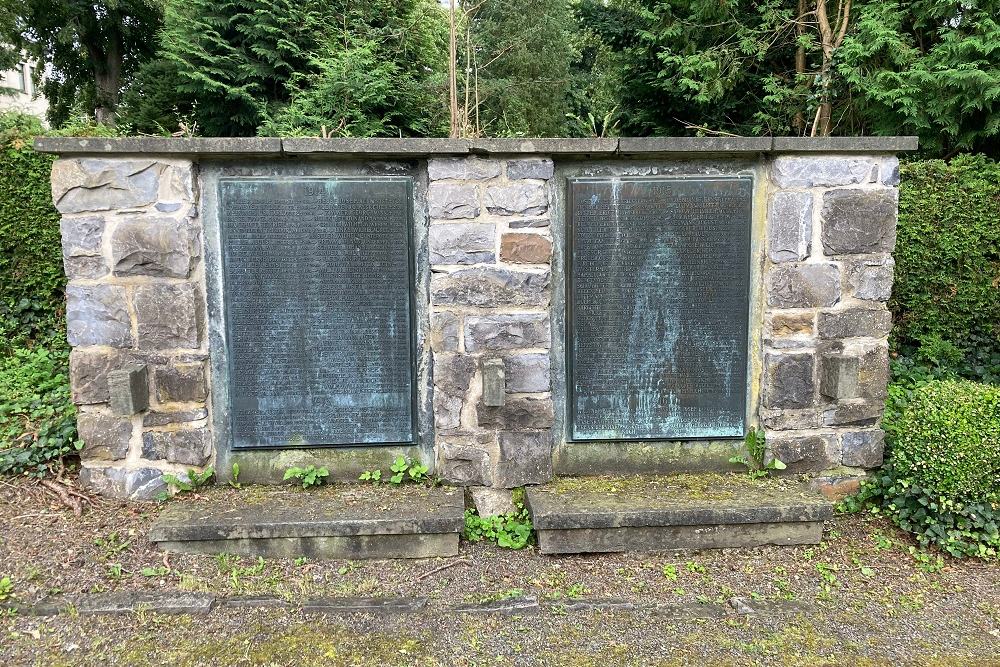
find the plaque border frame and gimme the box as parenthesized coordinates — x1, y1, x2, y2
(216, 175, 420, 451)
(564, 174, 754, 443)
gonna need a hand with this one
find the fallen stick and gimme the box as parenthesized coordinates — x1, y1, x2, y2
(415, 558, 472, 582)
(40, 479, 83, 517)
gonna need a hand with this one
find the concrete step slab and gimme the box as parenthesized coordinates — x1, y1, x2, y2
(149, 485, 464, 559)
(525, 474, 832, 555)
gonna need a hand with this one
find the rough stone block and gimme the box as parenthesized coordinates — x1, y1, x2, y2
(471, 487, 515, 516)
(430, 312, 460, 352)
(767, 434, 838, 473)
(500, 232, 551, 264)
(507, 159, 554, 180)
(771, 157, 875, 188)
(767, 312, 815, 337)
(77, 410, 132, 461)
(433, 353, 477, 431)
(809, 476, 862, 502)
(484, 182, 547, 215)
(428, 223, 495, 265)
(153, 363, 207, 403)
(481, 358, 506, 407)
(428, 183, 479, 219)
(108, 364, 149, 415)
(505, 353, 550, 393)
(508, 217, 550, 229)
(438, 441, 491, 486)
(134, 284, 202, 350)
(465, 314, 550, 351)
(818, 308, 892, 339)
(846, 255, 894, 302)
(428, 157, 501, 181)
(760, 408, 821, 431)
(767, 191, 812, 262)
(762, 352, 815, 409)
(841, 430, 885, 468)
(70, 348, 126, 404)
(431, 268, 549, 308)
(79, 465, 167, 501)
(142, 427, 210, 466)
(819, 354, 859, 399)
(66, 284, 133, 348)
(823, 400, 883, 427)
(821, 189, 898, 255)
(857, 344, 890, 400)
(494, 431, 553, 487)
(880, 158, 900, 186)
(60, 216, 107, 279)
(143, 408, 208, 427)
(110, 217, 194, 278)
(477, 397, 554, 430)
(766, 263, 840, 308)
(51, 158, 163, 213)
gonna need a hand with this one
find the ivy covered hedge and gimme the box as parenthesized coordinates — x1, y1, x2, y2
(892, 155, 1000, 361)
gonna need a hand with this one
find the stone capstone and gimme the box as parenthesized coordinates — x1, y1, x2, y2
(767, 434, 837, 473)
(428, 183, 479, 219)
(500, 233, 552, 264)
(818, 308, 892, 339)
(846, 255, 894, 302)
(821, 188, 898, 255)
(66, 284, 133, 348)
(841, 430, 885, 468)
(766, 263, 840, 308)
(431, 268, 550, 308)
(504, 353, 550, 392)
(153, 363, 208, 403)
(464, 314, 550, 352)
(477, 397, 554, 430)
(134, 284, 202, 350)
(430, 312, 460, 352)
(429, 223, 495, 265)
(484, 182, 547, 215)
(51, 158, 163, 214)
(142, 427, 210, 466)
(110, 217, 194, 278)
(763, 352, 815, 409)
(506, 159, 554, 181)
(767, 191, 812, 262)
(60, 216, 107, 279)
(77, 410, 132, 461)
(427, 157, 501, 181)
(494, 431, 553, 487)
(771, 157, 875, 188)
(80, 465, 167, 501)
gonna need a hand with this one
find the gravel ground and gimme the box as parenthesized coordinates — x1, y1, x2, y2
(2, 476, 999, 666)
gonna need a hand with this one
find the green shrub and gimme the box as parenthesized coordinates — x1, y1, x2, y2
(0, 346, 81, 477)
(892, 155, 1000, 359)
(851, 378, 1000, 559)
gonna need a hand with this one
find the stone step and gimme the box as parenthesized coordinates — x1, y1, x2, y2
(149, 485, 465, 559)
(524, 474, 833, 555)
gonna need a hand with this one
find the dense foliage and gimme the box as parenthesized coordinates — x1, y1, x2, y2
(849, 371, 1000, 559)
(891, 155, 1000, 362)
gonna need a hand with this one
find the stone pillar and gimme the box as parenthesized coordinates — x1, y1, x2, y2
(427, 157, 555, 488)
(53, 157, 210, 499)
(762, 155, 898, 473)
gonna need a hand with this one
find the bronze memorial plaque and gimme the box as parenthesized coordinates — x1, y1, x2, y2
(219, 177, 416, 449)
(568, 176, 752, 440)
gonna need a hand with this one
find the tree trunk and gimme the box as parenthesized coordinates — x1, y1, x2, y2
(88, 32, 122, 127)
(448, 1, 459, 138)
(793, 0, 807, 134)
(811, 0, 851, 137)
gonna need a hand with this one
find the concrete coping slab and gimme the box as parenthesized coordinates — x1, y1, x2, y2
(525, 474, 833, 530)
(149, 485, 465, 542)
(34, 135, 918, 157)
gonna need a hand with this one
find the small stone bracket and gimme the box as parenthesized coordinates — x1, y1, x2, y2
(481, 358, 506, 407)
(820, 355, 859, 400)
(108, 364, 149, 415)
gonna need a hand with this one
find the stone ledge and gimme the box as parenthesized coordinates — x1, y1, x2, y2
(35, 136, 919, 156)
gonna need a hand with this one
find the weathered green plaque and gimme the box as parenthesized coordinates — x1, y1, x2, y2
(219, 177, 416, 449)
(567, 176, 752, 440)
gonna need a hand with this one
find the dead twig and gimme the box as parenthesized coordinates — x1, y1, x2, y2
(40, 479, 83, 517)
(415, 558, 472, 582)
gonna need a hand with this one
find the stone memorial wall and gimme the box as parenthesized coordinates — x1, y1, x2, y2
(36, 136, 914, 499)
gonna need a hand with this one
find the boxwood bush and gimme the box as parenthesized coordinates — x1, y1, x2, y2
(854, 377, 1000, 559)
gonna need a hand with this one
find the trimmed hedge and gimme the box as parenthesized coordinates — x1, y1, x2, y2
(0, 114, 63, 351)
(892, 155, 1000, 358)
